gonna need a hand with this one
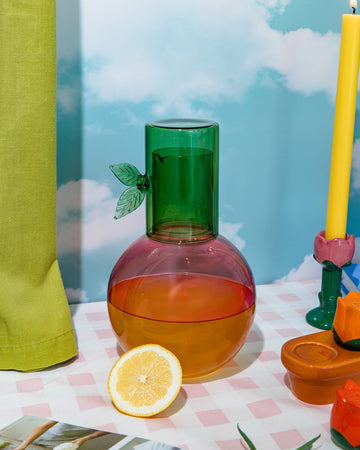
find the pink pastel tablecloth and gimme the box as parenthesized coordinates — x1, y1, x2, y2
(0, 280, 337, 449)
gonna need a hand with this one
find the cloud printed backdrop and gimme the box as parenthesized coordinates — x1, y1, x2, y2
(56, 0, 360, 302)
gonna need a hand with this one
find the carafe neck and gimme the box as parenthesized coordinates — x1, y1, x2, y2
(145, 120, 219, 244)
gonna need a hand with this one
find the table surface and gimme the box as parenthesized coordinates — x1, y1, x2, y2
(0, 279, 339, 450)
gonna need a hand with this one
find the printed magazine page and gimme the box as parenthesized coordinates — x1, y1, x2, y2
(0, 416, 180, 450)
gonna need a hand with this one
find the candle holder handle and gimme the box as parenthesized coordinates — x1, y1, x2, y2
(306, 231, 355, 330)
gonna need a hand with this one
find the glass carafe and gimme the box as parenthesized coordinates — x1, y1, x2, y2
(107, 119, 256, 379)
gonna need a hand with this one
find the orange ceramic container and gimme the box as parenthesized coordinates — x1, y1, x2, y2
(281, 330, 360, 405)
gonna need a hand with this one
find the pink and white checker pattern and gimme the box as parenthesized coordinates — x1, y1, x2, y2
(0, 280, 336, 449)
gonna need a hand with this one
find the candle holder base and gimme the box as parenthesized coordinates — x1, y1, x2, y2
(306, 306, 335, 330)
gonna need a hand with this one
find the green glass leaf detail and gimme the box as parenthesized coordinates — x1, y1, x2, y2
(114, 186, 145, 219)
(110, 163, 141, 186)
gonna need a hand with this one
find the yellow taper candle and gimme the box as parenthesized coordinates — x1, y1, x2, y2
(325, 0, 360, 240)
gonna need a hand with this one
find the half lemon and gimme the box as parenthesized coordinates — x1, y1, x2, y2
(108, 344, 182, 417)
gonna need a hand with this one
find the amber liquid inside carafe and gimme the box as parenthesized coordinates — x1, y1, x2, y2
(108, 119, 256, 379)
(108, 270, 255, 378)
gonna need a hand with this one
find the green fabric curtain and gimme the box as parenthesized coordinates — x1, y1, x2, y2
(0, 1, 77, 370)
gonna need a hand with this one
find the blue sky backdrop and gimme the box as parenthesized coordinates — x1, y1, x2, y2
(55, 0, 360, 302)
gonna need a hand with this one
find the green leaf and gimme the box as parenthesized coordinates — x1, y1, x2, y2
(295, 434, 321, 450)
(0, 443, 10, 449)
(110, 163, 141, 186)
(114, 186, 145, 219)
(237, 424, 257, 450)
(236, 424, 320, 450)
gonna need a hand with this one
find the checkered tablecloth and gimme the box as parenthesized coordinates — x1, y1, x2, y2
(0, 280, 337, 449)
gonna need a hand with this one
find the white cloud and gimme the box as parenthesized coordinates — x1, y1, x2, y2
(219, 219, 246, 250)
(256, 0, 290, 11)
(65, 287, 89, 304)
(263, 28, 339, 98)
(57, 179, 145, 255)
(64, 0, 340, 115)
(84, 123, 117, 136)
(276, 253, 322, 282)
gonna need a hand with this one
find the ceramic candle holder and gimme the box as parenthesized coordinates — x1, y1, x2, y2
(281, 329, 360, 405)
(306, 231, 355, 330)
(282, 291, 360, 405)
